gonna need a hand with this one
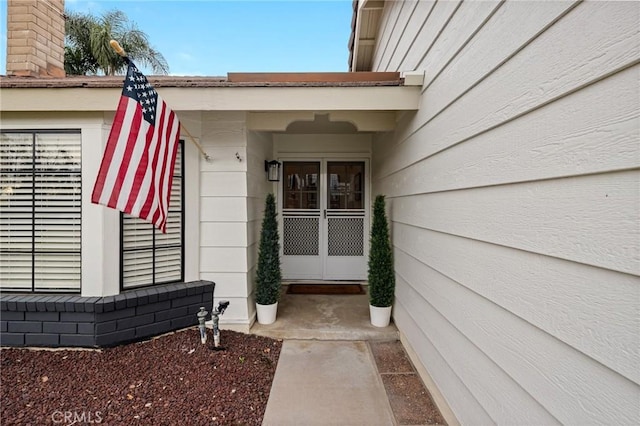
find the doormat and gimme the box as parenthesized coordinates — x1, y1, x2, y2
(286, 283, 365, 295)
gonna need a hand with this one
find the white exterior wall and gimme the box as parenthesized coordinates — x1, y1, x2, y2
(1, 111, 203, 298)
(369, 1, 640, 424)
(0, 112, 121, 297)
(1, 109, 267, 327)
(198, 112, 254, 327)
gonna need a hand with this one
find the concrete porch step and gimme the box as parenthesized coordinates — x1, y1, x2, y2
(250, 290, 399, 341)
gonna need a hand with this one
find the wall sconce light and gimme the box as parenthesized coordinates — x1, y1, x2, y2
(265, 160, 281, 182)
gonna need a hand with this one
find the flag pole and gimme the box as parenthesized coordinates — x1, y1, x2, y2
(179, 122, 212, 162)
(109, 40, 213, 162)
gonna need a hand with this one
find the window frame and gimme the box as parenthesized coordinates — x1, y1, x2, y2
(119, 140, 185, 290)
(0, 129, 82, 293)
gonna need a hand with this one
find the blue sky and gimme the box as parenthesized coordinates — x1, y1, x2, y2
(0, 0, 354, 76)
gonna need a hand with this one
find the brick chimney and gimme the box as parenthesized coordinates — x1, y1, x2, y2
(6, 0, 65, 77)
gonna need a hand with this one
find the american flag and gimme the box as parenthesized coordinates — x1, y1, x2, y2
(91, 59, 180, 233)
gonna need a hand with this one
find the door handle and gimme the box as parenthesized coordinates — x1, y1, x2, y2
(324, 209, 326, 219)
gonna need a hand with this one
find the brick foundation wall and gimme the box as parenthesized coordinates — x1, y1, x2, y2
(0, 281, 214, 347)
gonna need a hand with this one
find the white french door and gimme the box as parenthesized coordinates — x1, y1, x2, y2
(280, 159, 368, 280)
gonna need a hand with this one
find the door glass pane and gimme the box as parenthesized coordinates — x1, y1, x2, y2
(283, 162, 320, 209)
(327, 162, 364, 209)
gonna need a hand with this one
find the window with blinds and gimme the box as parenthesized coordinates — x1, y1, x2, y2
(0, 131, 82, 292)
(121, 142, 184, 289)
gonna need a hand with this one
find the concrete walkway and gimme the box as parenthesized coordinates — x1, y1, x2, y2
(262, 340, 396, 426)
(253, 289, 448, 425)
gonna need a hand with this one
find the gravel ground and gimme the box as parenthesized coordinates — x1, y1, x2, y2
(1, 328, 282, 425)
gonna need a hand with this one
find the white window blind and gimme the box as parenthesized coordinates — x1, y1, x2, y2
(0, 131, 82, 292)
(121, 143, 183, 288)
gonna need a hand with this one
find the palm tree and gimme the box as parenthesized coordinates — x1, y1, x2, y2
(65, 10, 169, 76)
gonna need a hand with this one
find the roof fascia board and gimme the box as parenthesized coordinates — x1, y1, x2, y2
(227, 71, 398, 82)
(351, 0, 365, 71)
(0, 86, 419, 112)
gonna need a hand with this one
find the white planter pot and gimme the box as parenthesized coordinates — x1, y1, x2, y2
(369, 305, 392, 327)
(256, 302, 278, 325)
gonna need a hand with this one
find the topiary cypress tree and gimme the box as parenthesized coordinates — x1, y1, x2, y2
(368, 195, 395, 307)
(256, 193, 282, 305)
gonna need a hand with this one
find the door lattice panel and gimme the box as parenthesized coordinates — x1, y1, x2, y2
(283, 217, 319, 255)
(328, 218, 364, 256)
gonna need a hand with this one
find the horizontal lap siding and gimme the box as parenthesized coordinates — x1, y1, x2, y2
(395, 267, 559, 425)
(392, 302, 494, 425)
(384, 1, 435, 73)
(374, 0, 421, 72)
(394, 235, 638, 424)
(378, 0, 637, 179)
(371, 0, 640, 423)
(377, 67, 639, 196)
(371, 0, 404, 71)
(393, 170, 639, 275)
(395, 224, 639, 404)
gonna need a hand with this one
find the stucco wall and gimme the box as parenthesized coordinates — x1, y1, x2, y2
(370, 1, 640, 424)
(0, 112, 121, 297)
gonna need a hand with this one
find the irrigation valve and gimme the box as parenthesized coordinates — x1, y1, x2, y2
(212, 300, 230, 349)
(197, 307, 208, 344)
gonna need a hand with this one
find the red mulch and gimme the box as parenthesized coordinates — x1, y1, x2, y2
(1, 328, 282, 425)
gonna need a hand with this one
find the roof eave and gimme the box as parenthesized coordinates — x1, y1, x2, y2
(0, 85, 420, 112)
(349, 0, 385, 72)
